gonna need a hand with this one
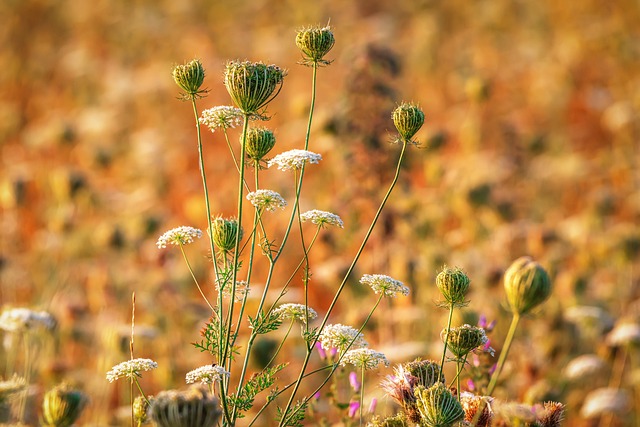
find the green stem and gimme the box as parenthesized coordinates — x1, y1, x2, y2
(439, 303, 455, 382)
(359, 366, 365, 427)
(266, 320, 295, 368)
(180, 245, 215, 312)
(486, 313, 520, 395)
(133, 378, 151, 405)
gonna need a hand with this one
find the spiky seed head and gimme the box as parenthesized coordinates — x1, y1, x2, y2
(533, 402, 565, 427)
(172, 59, 206, 99)
(436, 266, 470, 307)
(414, 383, 465, 427)
(245, 127, 276, 161)
(442, 324, 489, 359)
(149, 386, 221, 427)
(41, 384, 87, 427)
(504, 256, 552, 315)
(133, 395, 152, 425)
(224, 61, 286, 116)
(460, 392, 493, 427)
(392, 103, 425, 142)
(404, 359, 443, 388)
(295, 26, 335, 66)
(211, 217, 243, 253)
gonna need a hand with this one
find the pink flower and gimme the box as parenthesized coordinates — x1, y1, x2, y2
(348, 401, 360, 418)
(349, 371, 361, 392)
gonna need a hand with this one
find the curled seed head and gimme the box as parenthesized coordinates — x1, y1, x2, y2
(392, 103, 425, 143)
(42, 384, 88, 427)
(245, 127, 276, 161)
(296, 25, 335, 66)
(211, 217, 243, 253)
(436, 266, 470, 307)
(172, 59, 206, 99)
(224, 61, 286, 116)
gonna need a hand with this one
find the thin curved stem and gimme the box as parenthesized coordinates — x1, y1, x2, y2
(180, 245, 215, 312)
(486, 314, 520, 395)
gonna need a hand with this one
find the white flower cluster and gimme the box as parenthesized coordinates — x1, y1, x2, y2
(106, 358, 158, 382)
(199, 106, 243, 132)
(300, 210, 343, 228)
(216, 280, 250, 302)
(563, 354, 606, 381)
(156, 226, 202, 248)
(318, 324, 368, 353)
(0, 308, 56, 333)
(340, 348, 389, 370)
(606, 321, 640, 347)
(359, 274, 409, 297)
(185, 365, 230, 385)
(272, 303, 318, 323)
(246, 190, 287, 212)
(267, 149, 322, 171)
(0, 375, 26, 397)
(581, 387, 631, 418)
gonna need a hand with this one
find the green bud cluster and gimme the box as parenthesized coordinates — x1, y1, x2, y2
(211, 217, 243, 253)
(442, 324, 487, 359)
(149, 386, 221, 427)
(245, 127, 276, 162)
(295, 26, 335, 66)
(392, 103, 425, 143)
(172, 59, 206, 99)
(436, 266, 470, 307)
(414, 382, 464, 427)
(41, 384, 87, 427)
(404, 359, 442, 388)
(224, 61, 286, 116)
(504, 256, 552, 315)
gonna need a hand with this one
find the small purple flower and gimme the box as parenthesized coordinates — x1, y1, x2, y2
(368, 398, 378, 414)
(349, 371, 361, 392)
(478, 315, 496, 332)
(315, 342, 327, 359)
(330, 347, 338, 358)
(472, 354, 481, 367)
(313, 391, 321, 400)
(348, 401, 360, 418)
(489, 363, 497, 375)
(467, 379, 476, 391)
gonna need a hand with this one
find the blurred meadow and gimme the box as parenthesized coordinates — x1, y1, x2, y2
(1, 0, 639, 425)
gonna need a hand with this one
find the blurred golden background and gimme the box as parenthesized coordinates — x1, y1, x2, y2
(1, 0, 639, 425)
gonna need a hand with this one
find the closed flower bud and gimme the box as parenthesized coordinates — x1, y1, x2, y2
(211, 217, 243, 253)
(41, 384, 87, 427)
(392, 103, 425, 143)
(149, 386, 222, 427)
(504, 256, 552, 315)
(172, 59, 206, 99)
(436, 266, 470, 307)
(414, 383, 465, 427)
(224, 61, 286, 116)
(295, 26, 335, 66)
(245, 127, 276, 162)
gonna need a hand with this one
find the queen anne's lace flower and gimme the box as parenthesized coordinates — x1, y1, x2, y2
(300, 210, 344, 228)
(341, 348, 389, 370)
(563, 354, 606, 381)
(606, 321, 640, 346)
(267, 149, 321, 171)
(318, 324, 368, 353)
(0, 308, 56, 332)
(185, 365, 231, 385)
(272, 303, 318, 323)
(199, 106, 243, 132)
(246, 190, 287, 212)
(360, 274, 409, 297)
(106, 358, 158, 382)
(156, 226, 202, 248)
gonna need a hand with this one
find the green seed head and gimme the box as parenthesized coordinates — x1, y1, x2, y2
(404, 359, 443, 388)
(504, 256, 552, 315)
(295, 25, 335, 66)
(442, 324, 488, 359)
(245, 127, 276, 162)
(224, 61, 286, 116)
(41, 384, 87, 427)
(172, 59, 206, 99)
(149, 386, 221, 427)
(392, 103, 425, 143)
(211, 217, 243, 253)
(414, 383, 465, 427)
(436, 266, 470, 307)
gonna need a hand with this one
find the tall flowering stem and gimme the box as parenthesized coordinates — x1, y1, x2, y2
(279, 138, 409, 426)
